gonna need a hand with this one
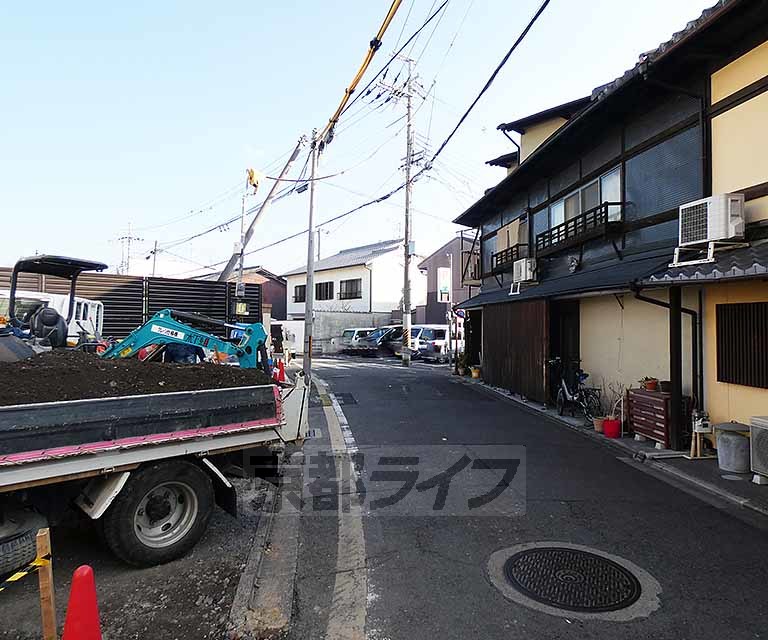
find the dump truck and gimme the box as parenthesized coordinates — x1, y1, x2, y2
(0, 372, 308, 571)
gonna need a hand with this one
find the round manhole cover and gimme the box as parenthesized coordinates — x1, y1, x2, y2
(503, 547, 642, 612)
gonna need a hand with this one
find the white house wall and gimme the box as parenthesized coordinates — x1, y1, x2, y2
(285, 265, 372, 318)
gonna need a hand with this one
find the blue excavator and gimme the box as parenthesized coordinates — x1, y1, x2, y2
(99, 308, 270, 373)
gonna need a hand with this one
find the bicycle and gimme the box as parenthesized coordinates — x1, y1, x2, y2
(548, 357, 602, 424)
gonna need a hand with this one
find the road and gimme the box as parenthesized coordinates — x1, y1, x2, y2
(287, 356, 768, 640)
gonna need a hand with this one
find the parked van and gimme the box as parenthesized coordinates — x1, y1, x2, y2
(0, 289, 104, 344)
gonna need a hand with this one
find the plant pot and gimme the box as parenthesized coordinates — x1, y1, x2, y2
(642, 379, 658, 391)
(603, 418, 621, 438)
(458, 367, 466, 376)
(592, 417, 605, 433)
(470, 367, 481, 379)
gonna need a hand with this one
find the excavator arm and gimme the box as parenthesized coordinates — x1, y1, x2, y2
(99, 309, 269, 372)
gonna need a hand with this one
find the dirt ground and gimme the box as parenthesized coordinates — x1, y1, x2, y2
(0, 477, 267, 640)
(0, 350, 272, 407)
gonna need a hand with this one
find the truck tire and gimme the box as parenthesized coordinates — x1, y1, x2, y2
(101, 461, 214, 567)
(0, 507, 48, 575)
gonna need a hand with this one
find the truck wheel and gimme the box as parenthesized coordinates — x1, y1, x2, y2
(101, 461, 214, 567)
(0, 507, 48, 575)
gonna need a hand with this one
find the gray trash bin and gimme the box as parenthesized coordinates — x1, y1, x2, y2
(716, 428, 750, 473)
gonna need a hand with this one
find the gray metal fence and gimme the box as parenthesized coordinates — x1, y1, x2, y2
(0, 269, 261, 337)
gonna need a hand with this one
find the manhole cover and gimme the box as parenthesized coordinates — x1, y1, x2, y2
(503, 547, 642, 612)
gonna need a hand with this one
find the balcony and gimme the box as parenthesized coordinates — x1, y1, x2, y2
(461, 249, 481, 286)
(535, 202, 624, 257)
(491, 243, 529, 273)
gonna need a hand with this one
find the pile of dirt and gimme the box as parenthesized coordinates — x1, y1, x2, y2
(0, 349, 272, 407)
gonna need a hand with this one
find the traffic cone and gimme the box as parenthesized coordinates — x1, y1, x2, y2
(278, 359, 286, 383)
(62, 565, 102, 640)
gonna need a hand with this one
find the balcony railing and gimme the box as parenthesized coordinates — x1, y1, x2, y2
(491, 243, 529, 273)
(535, 202, 623, 257)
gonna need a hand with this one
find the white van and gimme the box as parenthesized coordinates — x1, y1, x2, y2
(0, 289, 104, 344)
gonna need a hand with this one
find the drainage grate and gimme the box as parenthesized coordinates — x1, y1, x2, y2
(334, 392, 357, 405)
(503, 547, 642, 613)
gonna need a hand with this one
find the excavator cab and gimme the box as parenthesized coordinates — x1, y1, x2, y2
(0, 255, 107, 362)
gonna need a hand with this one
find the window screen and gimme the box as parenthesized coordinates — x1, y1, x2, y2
(716, 302, 768, 388)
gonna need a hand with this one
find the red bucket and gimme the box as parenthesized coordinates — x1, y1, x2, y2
(603, 419, 621, 438)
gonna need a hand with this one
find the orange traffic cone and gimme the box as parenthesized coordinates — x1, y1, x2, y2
(278, 359, 286, 383)
(62, 565, 102, 640)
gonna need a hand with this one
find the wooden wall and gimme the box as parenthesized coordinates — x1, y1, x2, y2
(482, 300, 548, 402)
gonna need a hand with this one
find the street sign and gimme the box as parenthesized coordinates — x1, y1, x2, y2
(437, 267, 451, 303)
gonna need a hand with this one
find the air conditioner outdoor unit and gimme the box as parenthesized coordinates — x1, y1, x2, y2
(512, 258, 536, 283)
(679, 193, 745, 247)
(750, 416, 768, 479)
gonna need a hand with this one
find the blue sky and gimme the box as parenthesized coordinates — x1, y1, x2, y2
(0, 0, 714, 277)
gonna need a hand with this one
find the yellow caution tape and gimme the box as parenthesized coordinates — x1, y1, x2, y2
(0, 555, 51, 593)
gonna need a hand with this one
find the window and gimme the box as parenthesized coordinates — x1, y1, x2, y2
(81, 303, 89, 320)
(716, 302, 768, 388)
(339, 278, 362, 300)
(342, 330, 355, 338)
(294, 285, 306, 303)
(75, 301, 82, 320)
(564, 192, 580, 221)
(546, 166, 622, 230)
(600, 167, 621, 221)
(316, 281, 334, 301)
(434, 329, 446, 340)
(481, 235, 496, 275)
(550, 200, 565, 227)
(581, 181, 600, 213)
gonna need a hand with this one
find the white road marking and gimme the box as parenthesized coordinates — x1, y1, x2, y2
(314, 376, 367, 640)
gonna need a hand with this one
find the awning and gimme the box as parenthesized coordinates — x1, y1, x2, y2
(643, 240, 768, 284)
(457, 252, 672, 309)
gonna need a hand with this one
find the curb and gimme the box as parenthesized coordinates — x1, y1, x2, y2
(227, 454, 301, 639)
(459, 377, 768, 519)
(228, 478, 279, 639)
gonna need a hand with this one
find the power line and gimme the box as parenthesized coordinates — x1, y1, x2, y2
(426, 0, 551, 165)
(338, 1, 450, 122)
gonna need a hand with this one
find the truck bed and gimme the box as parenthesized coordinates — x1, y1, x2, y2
(0, 384, 282, 465)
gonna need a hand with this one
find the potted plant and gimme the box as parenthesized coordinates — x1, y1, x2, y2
(456, 352, 469, 376)
(603, 382, 625, 438)
(639, 376, 658, 391)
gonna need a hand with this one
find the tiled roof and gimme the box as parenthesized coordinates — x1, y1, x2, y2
(646, 240, 768, 283)
(282, 239, 402, 276)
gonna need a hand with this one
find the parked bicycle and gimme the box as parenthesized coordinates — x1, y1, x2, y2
(548, 357, 602, 424)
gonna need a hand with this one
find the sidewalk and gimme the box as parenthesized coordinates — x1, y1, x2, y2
(460, 376, 768, 518)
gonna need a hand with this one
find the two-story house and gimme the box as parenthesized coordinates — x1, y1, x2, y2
(283, 239, 427, 350)
(456, 0, 768, 450)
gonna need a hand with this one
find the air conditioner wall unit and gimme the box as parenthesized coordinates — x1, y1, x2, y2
(679, 193, 745, 246)
(512, 258, 536, 283)
(750, 416, 768, 478)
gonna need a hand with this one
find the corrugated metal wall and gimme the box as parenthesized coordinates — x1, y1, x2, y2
(482, 300, 548, 402)
(0, 269, 261, 337)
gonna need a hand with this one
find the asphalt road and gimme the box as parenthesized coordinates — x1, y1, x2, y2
(0, 478, 267, 640)
(288, 356, 768, 640)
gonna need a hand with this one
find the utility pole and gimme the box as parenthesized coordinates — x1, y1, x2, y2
(401, 58, 414, 367)
(218, 136, 305, 282)
(303, 130, 319, 381)
(447, 251, 453, 369)
(151, 240, 158, 276)
(117, 223, 143, 275)
(236, 171, 250, 300)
